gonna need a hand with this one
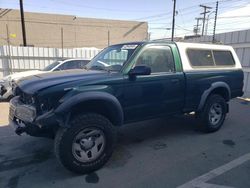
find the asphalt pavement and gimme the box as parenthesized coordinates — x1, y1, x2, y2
(0, 98, 249, 188)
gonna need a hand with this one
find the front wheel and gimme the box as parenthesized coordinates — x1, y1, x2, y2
(196, 94, 227, 133)
(54, 113, 116, 174)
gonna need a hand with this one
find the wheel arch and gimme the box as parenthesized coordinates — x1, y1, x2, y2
(197, 82, 231, 111)
(55, 91, 124, 127)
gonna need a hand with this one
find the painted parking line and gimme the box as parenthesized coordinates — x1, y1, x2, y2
(177, 152, 250, 188)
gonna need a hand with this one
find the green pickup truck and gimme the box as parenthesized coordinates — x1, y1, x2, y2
(9, 41, 244, 173)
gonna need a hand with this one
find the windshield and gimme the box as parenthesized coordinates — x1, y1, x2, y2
(42, 61, 61, 71)
(85, 44, 139, 72)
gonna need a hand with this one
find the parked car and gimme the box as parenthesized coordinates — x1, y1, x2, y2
(0, 58, 90, 101)
(9, 41, 244, 174)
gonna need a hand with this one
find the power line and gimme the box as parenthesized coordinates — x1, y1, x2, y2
(175, 25, 193, 32)
(134, 3, 213, 21)
(139, 0, 248, 22)
(2, 0, 169, 13)
(0, 17, 147, 27)
(52, 0, 168, 13)
(218, 15, 250, 18)
(0, 19, 147, 30)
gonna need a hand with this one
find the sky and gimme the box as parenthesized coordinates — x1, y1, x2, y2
(0, 0, 250, 39)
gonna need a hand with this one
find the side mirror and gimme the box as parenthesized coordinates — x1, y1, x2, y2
(128, 66, 151, 77)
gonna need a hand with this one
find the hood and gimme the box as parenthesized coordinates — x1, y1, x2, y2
(16, 69, 109, 95)
(6, 70, 45, 81)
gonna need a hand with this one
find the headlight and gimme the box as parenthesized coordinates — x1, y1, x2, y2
(15, 105, 36, 122)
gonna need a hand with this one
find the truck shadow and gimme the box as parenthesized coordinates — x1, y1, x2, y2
(118, 114, 198, 146)
(105, 114, 198, 169)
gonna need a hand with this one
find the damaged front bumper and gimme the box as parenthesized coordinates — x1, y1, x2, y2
(9, 97, 58, 137)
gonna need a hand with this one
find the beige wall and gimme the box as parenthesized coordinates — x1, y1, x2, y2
(0, 9, 148, 48)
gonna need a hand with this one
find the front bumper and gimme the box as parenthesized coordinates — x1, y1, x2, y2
(9, 97, 57, 137)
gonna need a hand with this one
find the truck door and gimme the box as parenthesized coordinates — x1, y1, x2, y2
(122, 45, 185, 122)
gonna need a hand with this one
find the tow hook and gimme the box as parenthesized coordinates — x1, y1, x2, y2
(15, 127, 26, 135)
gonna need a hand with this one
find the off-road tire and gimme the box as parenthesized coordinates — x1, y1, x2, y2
(196, 94, 227, 133)
(54, 113, 116, 174)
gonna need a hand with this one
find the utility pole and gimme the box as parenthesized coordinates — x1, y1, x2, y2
(194, 17, 203, 35)
(19, 0, 27, 46)
(205, 11, 215, 36)
(200, 4, 212, 36)
(213, 1, 219, 43)
(61, 27, 64, 58)
(171, 0, 177, 41)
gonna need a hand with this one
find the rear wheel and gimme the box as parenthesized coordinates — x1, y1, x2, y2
(196, 94, 227, 133)
(54, 113, 116, 174)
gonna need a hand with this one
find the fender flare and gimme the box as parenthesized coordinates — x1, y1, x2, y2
(197, 82, 231, 111)
(55, 91, 124, 127)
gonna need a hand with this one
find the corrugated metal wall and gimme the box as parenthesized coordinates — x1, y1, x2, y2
(0, 46, 101, 78)
(185, 29, 250, 97)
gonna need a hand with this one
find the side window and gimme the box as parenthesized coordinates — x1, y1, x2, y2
(80, 60, 90, 67)
(213, 50, 235, 66)
(187, 49, 214, 67)
(135, 46, 175, 73)
(59, 61, 81, 70)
